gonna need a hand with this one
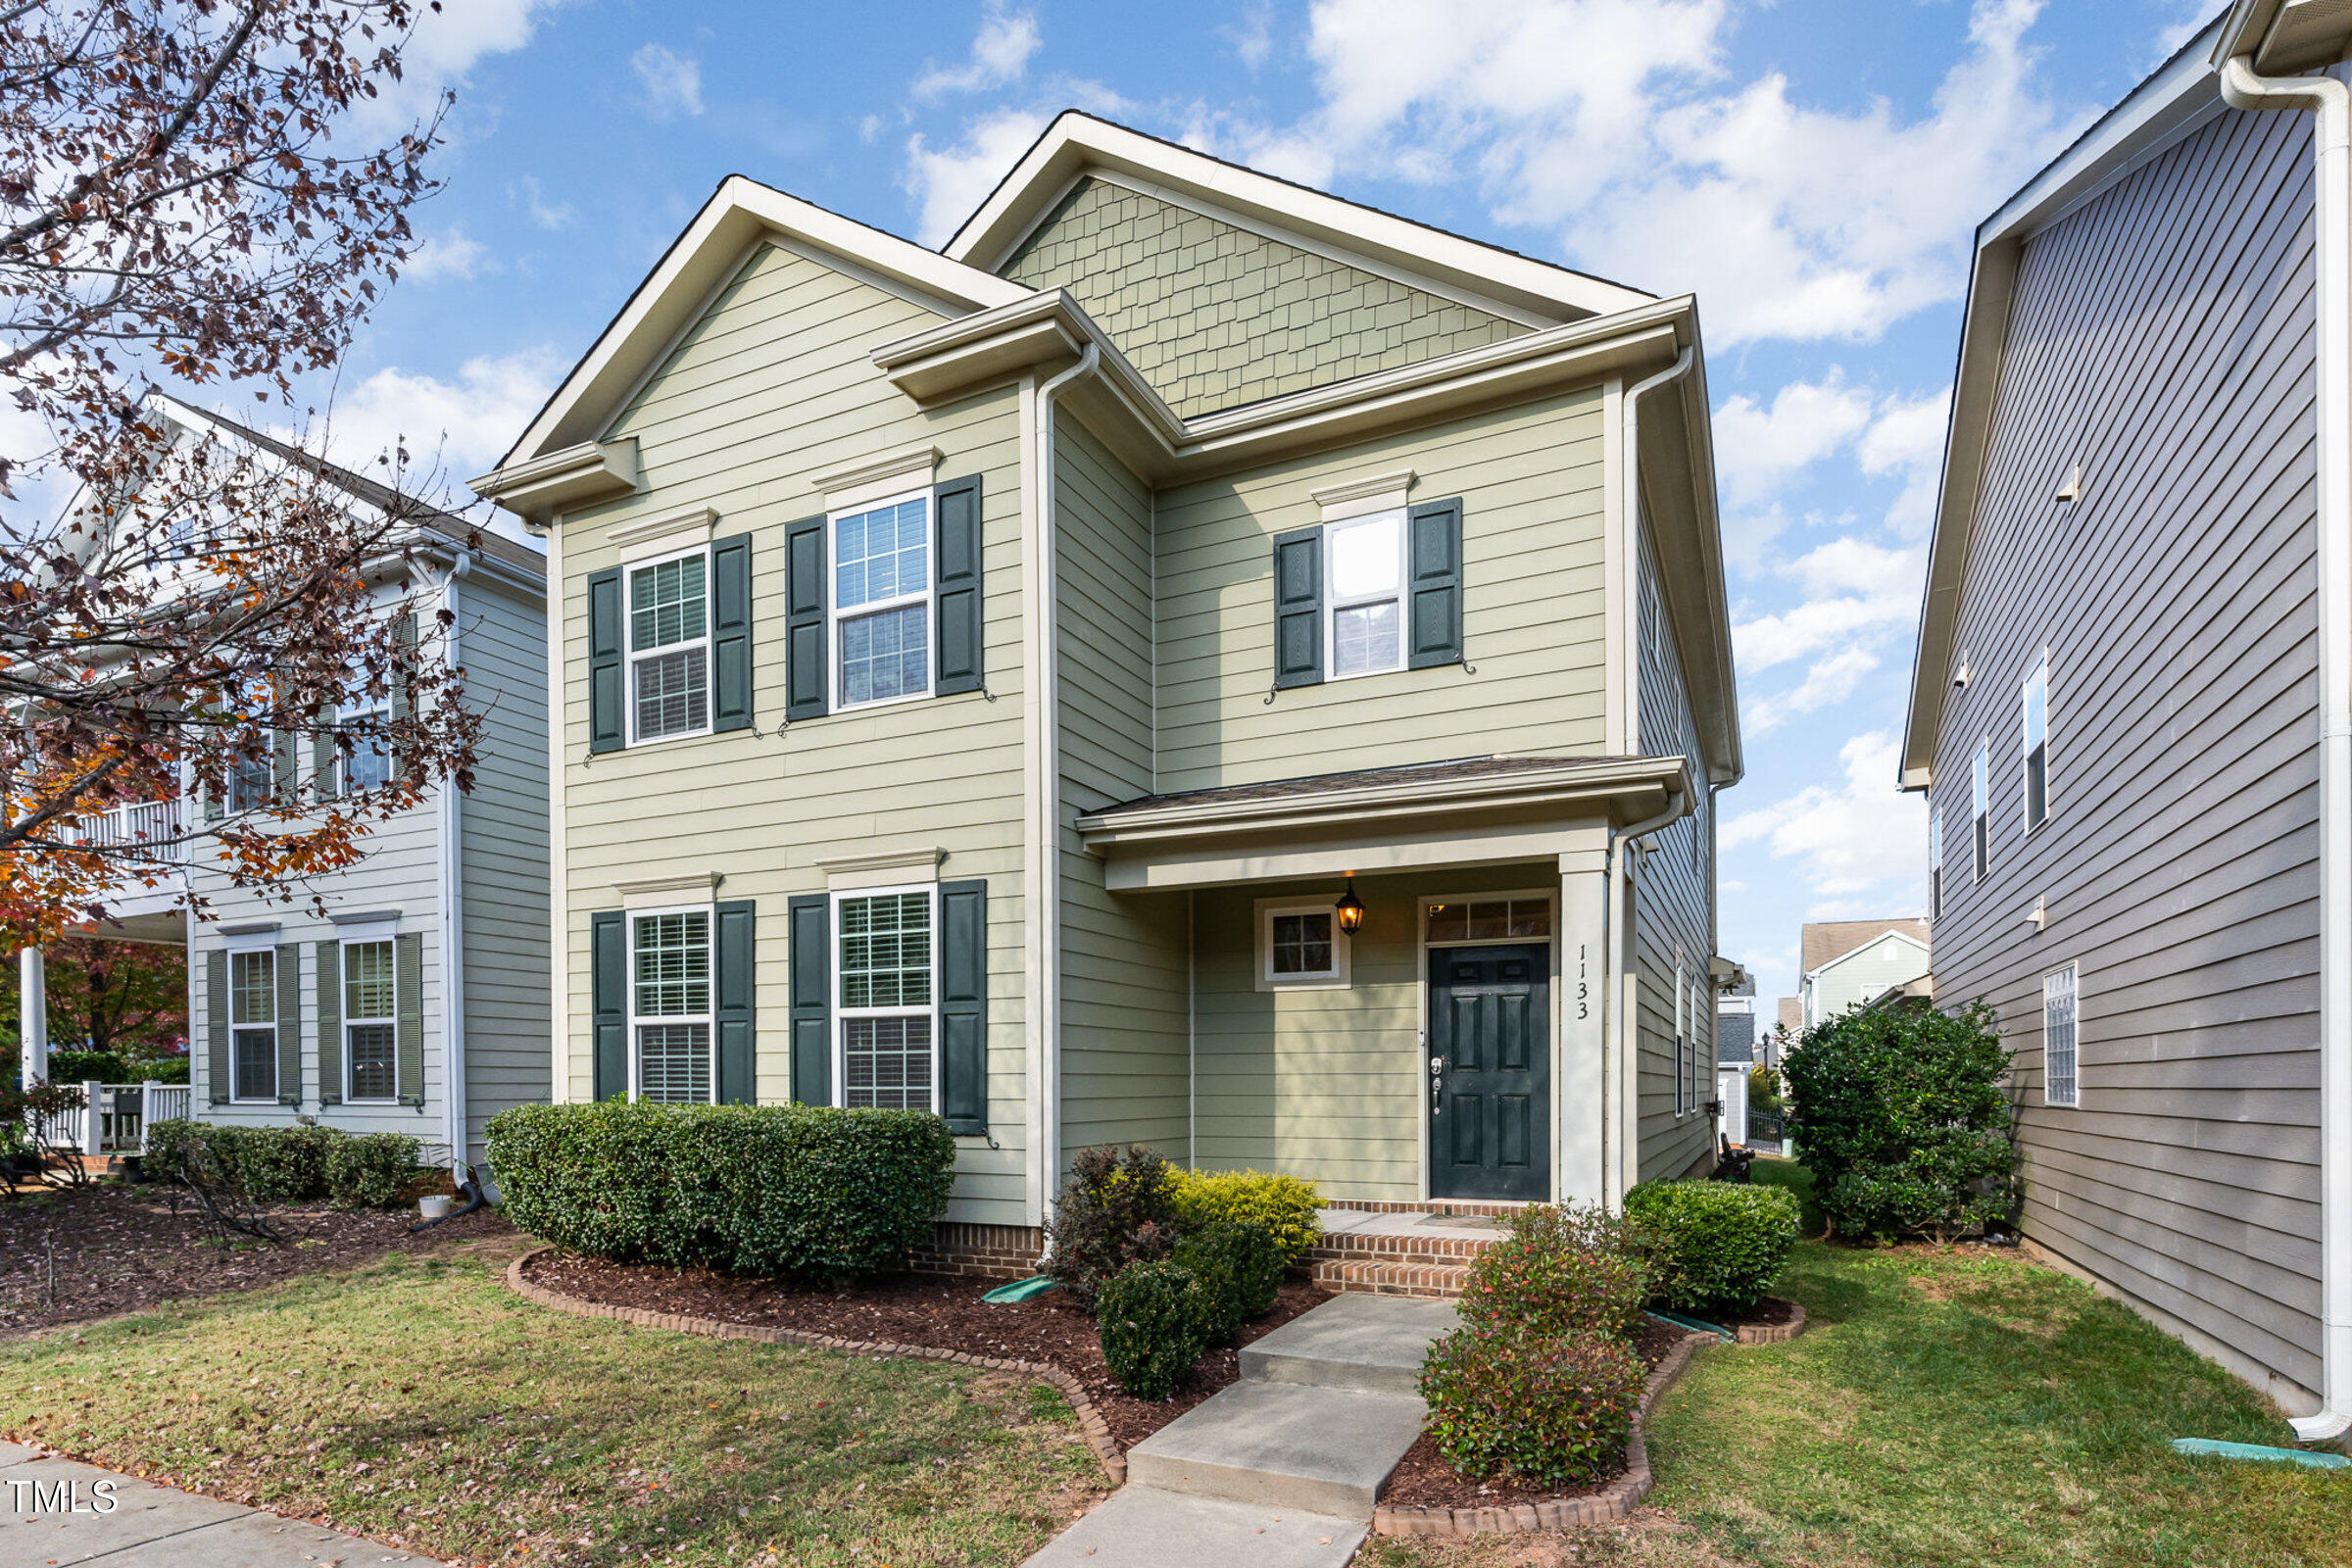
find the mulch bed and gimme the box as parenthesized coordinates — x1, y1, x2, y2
(0, 1183, 514, 1339)
(1379, 1313, 1688, 1510)
(1732, 1294, 1801, 1328)
(522, 1250, 1333, 1449)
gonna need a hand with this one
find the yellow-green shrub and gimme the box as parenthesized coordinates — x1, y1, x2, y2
(1167, 1167, 1322, 1265)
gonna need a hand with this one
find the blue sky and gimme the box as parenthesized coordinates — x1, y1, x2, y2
(303, 0, 2216, 1008)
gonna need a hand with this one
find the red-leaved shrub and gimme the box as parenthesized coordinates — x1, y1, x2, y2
(1416, 1327, 1645, 1489)
(1457, 1202, 1649, 1343)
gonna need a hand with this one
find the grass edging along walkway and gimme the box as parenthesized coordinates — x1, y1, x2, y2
(506, 1246, 1129, 1485)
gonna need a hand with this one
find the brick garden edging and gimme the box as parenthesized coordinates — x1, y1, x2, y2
(503, 1248, 1127, 1486)
(1736, 1299, 1808, 1345)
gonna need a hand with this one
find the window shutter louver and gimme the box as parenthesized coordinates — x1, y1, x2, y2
(591, 910, 627, 1101)
(1407, 497, 1464, 669)
(1271, 525, 1324, 689)
(206, 950, 228, 1104)
(787, 894, 830, 1104)
(785, 514, 828, 721)
(711, 533, 754, 733)
(316, 940, 342, 1106)
(275, 943, 301, 1106)
(933, 474, 984, 696)
(587, 569, 625, 754)
(714, 900, 757, 1104)
(938, 879, 989, 1136)
(390, 612, 417, 776)
(395, 932, 423, 1107)
(312, 731, 335, 803)
(272, 730, 297, 803)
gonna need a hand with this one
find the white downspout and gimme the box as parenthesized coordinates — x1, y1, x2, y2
(435, 551, 472, 1176)
(2220, 51, 2352, 1445)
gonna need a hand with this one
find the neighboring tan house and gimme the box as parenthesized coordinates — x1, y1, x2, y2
(471, 113, 1742, 1257)
(1901, 3, 2352, 1434)
(1794, 919, 1931, 1030)
(24, 398, 555, 1175)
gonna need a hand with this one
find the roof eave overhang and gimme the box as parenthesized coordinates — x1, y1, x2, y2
(2215, 0, 2352, 74)
(470, 438, 642, 527)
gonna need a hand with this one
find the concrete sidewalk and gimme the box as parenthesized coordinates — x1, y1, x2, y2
(0, 1442, 447, 1567)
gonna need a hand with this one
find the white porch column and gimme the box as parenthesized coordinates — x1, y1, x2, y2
(1557, 833, 1610, 1206)
(18, 946, 46, 1089)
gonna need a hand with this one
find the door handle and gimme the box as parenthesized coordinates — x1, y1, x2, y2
(1429, 1054, 1443, 1116)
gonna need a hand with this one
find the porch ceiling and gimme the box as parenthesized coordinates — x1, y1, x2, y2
(1076, 753, 1690, 891)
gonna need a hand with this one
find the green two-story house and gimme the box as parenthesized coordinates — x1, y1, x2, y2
(473, 113, 1741, 1267)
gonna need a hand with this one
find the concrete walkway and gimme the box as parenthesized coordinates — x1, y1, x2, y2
(0, 1442, 447, 1567)
(1022, 1294, 1459, 1568)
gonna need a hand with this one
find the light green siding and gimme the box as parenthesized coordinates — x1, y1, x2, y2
(560, 242, 1029, 1224)
(1151, 386, 1608, 794)
(1002, 176, 1525, 418)
(1804, 935, 1930, 1021)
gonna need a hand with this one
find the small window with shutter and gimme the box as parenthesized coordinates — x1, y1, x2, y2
(1273, 495, 1463, 688)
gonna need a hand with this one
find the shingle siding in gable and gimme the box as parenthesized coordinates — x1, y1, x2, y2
(1001, 176, 1526, 417)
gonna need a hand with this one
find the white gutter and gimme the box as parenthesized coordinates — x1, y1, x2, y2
(2219, 47, 2352, 1445)
(433, 551, 473, 1176)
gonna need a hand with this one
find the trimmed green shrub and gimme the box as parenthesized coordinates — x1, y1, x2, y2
(43, 1049, 128, 1085)
(1784, 1002, 2017, 1244)
(1417, 1326, 1644, 1489)
(126, 1055, 190, 1086)
(138, 1117, 203, 1188)
(1167, 1167, 1323, 1265)
(487, 1101, 956, 1278)
(1044, 1144, 1180, 1312)
(1172, 1220, 1287, 1344)
(1457, 1202, 1648, 1344)
(325, 1132, 423, 1209)
(1097, 1260, 1214, 1399)
(234, 1124, 339, 1203)
(1624, 1179, 1799, 1313)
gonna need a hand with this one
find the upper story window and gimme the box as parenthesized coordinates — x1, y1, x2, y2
(224, 736, 272, 814)
(1271, 493, 1463, 691)
(832, 493, 932, 710)
(629, 551, 711, 743)
(2022, 654, 2049, 832)
(1971, 738, 1990, 882)
(632, 907, 713, 1102)
(340, 680, 392, 797)
(229, 948, 277, 1101)
(343, 939, 398, 1102)
(1327, 510, 1406, 678)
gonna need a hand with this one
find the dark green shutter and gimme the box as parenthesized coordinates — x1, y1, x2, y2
(592, 910, 627, 1101)
(274, 943, 301, 1106)
(587, 569, 625, 753)
(938, 879, 988, 1136)
(272, 730, 297, 803)
(1272, 525, 1324, 689)
(787, 894, 830, 1104)
(933, 474, 984, 696)
(784, 514, 828, 721)
(1407, 498, 1464, 669)
(711, 533, 754, 733)
(715, 900, 757, 1104)
(206, 950, 228, 1104)
(394, 932, 423, 1107)
(316, 940, 342, 1105)
(312, 729, 336, 803)
(203, 776, 222, 822)
(390, 612, 417, 778)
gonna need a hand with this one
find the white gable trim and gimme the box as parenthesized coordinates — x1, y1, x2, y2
(1804, 928, 1932, 984)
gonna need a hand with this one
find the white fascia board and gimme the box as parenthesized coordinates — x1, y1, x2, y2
(490, 175, 1034, 477)
(943, 113, 1655, 323)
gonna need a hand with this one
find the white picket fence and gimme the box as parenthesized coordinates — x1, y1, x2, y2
(29, 1081, 191, 1156)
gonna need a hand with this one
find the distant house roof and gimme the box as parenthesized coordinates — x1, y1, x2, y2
(1801, 918, 1931, 976)
(1724, 974, 1756, 998)
(1718, 1009, 1755, 1065)
(1777, 997, 1802, 1036)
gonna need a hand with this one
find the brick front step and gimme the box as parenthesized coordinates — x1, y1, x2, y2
(1311, 1258, 1474, 1298)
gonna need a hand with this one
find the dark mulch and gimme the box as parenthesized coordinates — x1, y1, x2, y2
(523, 1250, 1334, 1449)
(1730, 1294, 1800, 1328)
(0, 1183, 514, 1339)
(1379, 1313, 1690, 1510)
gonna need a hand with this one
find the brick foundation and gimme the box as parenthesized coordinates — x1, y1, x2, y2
(906, 1221, 1045, 1281)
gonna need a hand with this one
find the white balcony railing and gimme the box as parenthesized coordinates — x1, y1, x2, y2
(28, 1081, 191, 1156)
(66, 797, 186, 860)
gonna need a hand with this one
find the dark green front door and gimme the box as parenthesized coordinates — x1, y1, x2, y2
(1428, 944, 1549, 1200)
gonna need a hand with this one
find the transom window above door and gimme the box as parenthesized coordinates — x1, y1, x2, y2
(833, 494, 931, 710)
(1426, 898, 1551, 943)
(628, 551, 710, 742)
(1327, 510, 1406, 678)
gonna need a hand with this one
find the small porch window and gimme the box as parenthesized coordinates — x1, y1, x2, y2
(838, 889, 935, 1109)
(228, 949, 277, 1102)
(632, 908, 713, 1102)
(1259, 899, 1351, 989)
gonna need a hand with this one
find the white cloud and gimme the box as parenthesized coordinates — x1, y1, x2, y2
(631, 43, 706, 122)
(1224, 1, 1277, 72)
(310, 348, 564, 495)
(1735, 536, 1920, 671)
(403, 228, 492, 283)
(1721, 730, 1923, 902)
(1743, 645, 1878, 734)
(913, 1, 1043, 98)
(1858, 386, 1951, 538)
(346, 0, 561, 137)
(903, 108, 1052, 246)
(1713, 373, 1875, 510)
(510, 175, 575, 232)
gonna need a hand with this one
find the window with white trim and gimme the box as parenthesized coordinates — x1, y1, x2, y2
(2022, 654, 2049, 832)
(1691, 973, 1708, 1113)
(838, 889, 935, 1109)
(628, 550, 711, 742)
(1423, 898, 1550, 943)
(631, 908, 713, 1102)
(343, 939, 398, 1102)
(339, 678, 393, 797)
(229, 949, 276, 1101)
(2043, 961, 2079, 1107)
(225, 735, 272, 813)
(1325, 509, 1406, 678)
(832, 492, 932, 710)
(1674, 957, 1688, 1114)
(1930, 796, 1943, 920)
(1971, 737, 1990, 882)
(1259, 900, 1350, 987)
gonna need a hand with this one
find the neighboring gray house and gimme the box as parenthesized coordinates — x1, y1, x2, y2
(1794, 918, 1931, 1030)
(1901, 3, 2352, 1435)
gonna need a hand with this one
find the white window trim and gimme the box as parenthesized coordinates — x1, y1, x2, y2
(341, 937, 400, 1105)
(624, 545, 715, 748)
(827, 486, 935, 714)
(226, 947, 279, 1104)
(626, 901, 717, 1104)
(337, 689, 393, 798)
(2021, 652, 2050, 834)
(830, 881, 942, 1113)
(2043, 960, 2080, 1108)
(1322, 508, 1409, 682)
(1416, 888, 1556, 950)
(1674, 957, 1689, 1116)
(1971, 736, 1991, 884)
(1256, 896, 1352, 990)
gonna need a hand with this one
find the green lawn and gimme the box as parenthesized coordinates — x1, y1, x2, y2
(0, 1242, 1104, 1567)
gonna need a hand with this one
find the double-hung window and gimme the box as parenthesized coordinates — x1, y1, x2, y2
(224, 736, 272, 813)
(631, 908, 713, 1102)
(1674, 958, 1689, 1114)
(628, 551, 711, 742)
(832, 493, 932, 710)
(2043, 962, 2079, 1107)
(229, 949, 277, 1101)
(1972, 738, 1990, 881)
(838, 889, 935, 1109)
(2022, 655, 2049, 832)
(343, 940, 398, 1101)
(1326, 510, 1406, 678)
(340, 682, 393, 796)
